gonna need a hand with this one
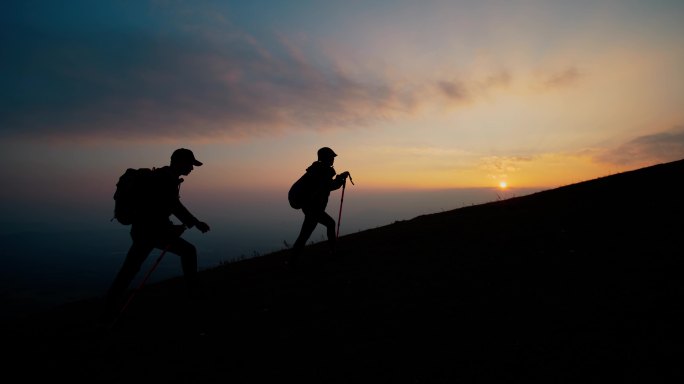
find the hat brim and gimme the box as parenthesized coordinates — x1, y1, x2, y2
(193, 160, 203, 166)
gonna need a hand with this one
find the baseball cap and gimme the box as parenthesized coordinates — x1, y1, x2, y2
(171, 148, 203, 166)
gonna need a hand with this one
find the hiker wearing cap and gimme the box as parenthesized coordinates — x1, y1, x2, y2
(103, 148, 211, 319)
(289, 147, 350, 266)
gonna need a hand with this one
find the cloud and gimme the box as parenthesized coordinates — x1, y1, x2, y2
(596, 126, 684, 166)
(437, 80, 468, 101)
(536, 67, 583, 90)
(0, 4, 581, 143)
(0, 5, 414, 142)
(479, 156, 533, 180)
(0, 13, 486, 144)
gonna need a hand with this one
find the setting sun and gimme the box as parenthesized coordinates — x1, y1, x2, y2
(499, 181, 508, 189)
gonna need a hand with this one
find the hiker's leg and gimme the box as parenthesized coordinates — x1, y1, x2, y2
(104, 239, 154, 315)
(293, 210, 319, 252)
(166, 237, 199, 298)
(318, 211, 337, 249)
(290, 209, 319, 266)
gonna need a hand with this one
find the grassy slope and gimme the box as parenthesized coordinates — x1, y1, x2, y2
(5, 159, 684, 383)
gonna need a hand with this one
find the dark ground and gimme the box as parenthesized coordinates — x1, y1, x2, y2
(4, 159, 684, 383)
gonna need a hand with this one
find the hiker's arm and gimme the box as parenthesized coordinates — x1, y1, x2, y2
(172, 200, 209, 232)
(330, 171, 350, 190)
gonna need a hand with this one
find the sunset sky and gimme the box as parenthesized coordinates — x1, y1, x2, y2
(2, 0, 684, 227)
(3, 1, 684, 315)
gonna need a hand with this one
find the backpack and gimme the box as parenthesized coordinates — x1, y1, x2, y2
(112, 167, 155, 225)
(288, 173, 313, 209)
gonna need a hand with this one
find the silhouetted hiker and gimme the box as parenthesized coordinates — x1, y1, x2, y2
(288, 147, 350, 266)
(102, 148, 211, 321)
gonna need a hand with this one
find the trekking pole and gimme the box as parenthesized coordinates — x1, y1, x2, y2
(110, 245, 170, 328)
(336, 174, 353, 239)
(111, 226, 186, 327)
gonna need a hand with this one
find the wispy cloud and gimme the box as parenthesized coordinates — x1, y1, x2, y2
(596, 126, 684, 166)
(534, 67, 583, 90)
(0, 4, 587, 143)
(437, 80, 468, 101)
(546, 67, 582, 88)
(0, 4, 399, 141)
(479, 156, 533, 181)
(0, 21, 381, 140)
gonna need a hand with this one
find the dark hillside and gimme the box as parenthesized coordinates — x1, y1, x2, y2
(5, 159, 684, 383)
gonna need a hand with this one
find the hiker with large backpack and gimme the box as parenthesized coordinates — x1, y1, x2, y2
(102, 148, 211, 321)
(288, 147, 351, 266)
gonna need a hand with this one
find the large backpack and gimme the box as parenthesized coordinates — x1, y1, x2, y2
(113, 167, 155, 225)
(288, 173, 313, 209)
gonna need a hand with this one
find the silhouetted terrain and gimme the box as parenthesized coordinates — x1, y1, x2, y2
(4, 159, 684, 383)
